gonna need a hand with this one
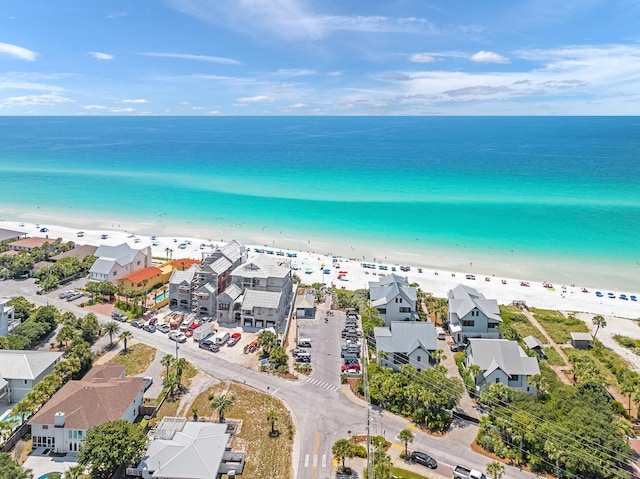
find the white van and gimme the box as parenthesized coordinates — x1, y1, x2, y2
(215, 331, 230, 345)
(298, 338, 312, 347)
(436, 327, 446, 340)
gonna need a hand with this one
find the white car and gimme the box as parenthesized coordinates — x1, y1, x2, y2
(169, 332, 187, 343)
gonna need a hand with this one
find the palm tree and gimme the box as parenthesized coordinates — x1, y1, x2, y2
(165, 247, 173, 261)
(467, 363, 482, 388)
(430, 349, 444, 364)
(528, 374, 548, 399)
(266, 408, 279, 436)
(103, 321, 120, 346)
(12, 398, 35, 424)
(142, 279, 149, 312)
(592, 314, 606, 337)
(163, 373, 180, 398)
(332, 438, 354, 472)
(486, 461, 505, 479)
(64, 464, 87, 479)
(191, 406, 199, 421)
(56, 323, 77, 348)
(119, 330, 133, 353)
(210, 394, 234, 423)
(620, 378, 636, 415)
(398, 428, 414, 457)
(175, 358, 188, 388)
(161, 354, 174, 379)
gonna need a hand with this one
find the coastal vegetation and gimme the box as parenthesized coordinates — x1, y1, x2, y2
(109, 343, 157, 377)
(613, 335, 640, 355)
(35, 255, 96, 292)
(0, 301, 58, 350)
(358, 363, 464, 431)
(529, 308, 589, 344)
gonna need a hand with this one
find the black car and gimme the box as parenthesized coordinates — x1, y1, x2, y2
(410, 451, 437, 469)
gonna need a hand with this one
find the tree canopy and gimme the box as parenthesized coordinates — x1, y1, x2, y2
(0, 453, 33, 479)
(78, 420, 145, 479)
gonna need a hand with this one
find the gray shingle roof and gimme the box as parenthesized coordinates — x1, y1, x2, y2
(0, 351, 63, 380)
(468, 339, 540, 377)
(374, 321, 437, 354)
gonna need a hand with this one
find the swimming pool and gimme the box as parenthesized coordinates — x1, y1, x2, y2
(154, 291, 169, 302)
(37, 473, 61, 479)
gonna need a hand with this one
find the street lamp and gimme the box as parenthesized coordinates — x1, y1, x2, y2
(175, 341, 179, 360)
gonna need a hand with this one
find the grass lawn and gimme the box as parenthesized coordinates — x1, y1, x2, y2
(189, 383, 294, 479)
(389, 467, 430, 479)
(109, 343, 157, 376)
(529, 308, 589, 344)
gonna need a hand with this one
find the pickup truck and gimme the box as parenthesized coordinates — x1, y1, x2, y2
(453, 465, 486, 479)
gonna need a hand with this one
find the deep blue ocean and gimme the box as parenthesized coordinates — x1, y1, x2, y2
(1, 116, 639, 288)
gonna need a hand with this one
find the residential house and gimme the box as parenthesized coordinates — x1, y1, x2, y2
(0, 228, 26, 243)
(88, 243, 152, 283)
(373, 321, 438, 372)
(49, 244, 98, 262)
(0, 297, 16, 337)
(447, 284, 501, 344)
(29, 364, 145, 453)
(0, 350, 63, 403)
(240, 289, 286, 329)
(9, 237, 57, 254)
(129, 417, 245, 479)
(523, 335, 545, 357)
(570, 332, 593, 349)
(466, 338, 540, 394)
(231, 255, 292, 299)
(169, 265, 200, 311)
(118, 266, 164, 292)
(369, 274, 417, 327)
(216, 284, 243, 324)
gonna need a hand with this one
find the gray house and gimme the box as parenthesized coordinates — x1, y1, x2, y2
(0, 350, 63, 403)
(168, 265, 200, 310)
(447, 284, 501, 344)
(294, 292, 316, 319)
(373, 321, 438, 372)
(240, 289, 286, 329)
(369, 274, 417, 327)
(466, 338, 540, 394)
(216, 284, 243, 324)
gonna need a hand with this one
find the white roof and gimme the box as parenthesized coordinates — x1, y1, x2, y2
(242, 289, 283, 310)
(468, 339, 540, 377)
(374, 321, 438, 354)
(233, 255, 290, 279)
(0, 351, 63, 380)
(141, 422, 230, 479)
(219, 283, 242, 301)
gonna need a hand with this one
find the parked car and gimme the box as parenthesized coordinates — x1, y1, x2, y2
(143, 324, 156, 333)
(131, 320, 144, 328)
(341, 362, 361, 372)
(157, 324, 171, 334)
(227, 332, 241, 346)
(199, 339, 220, 352)
(59, 290, 75, 299)
(169, 332, 187, 343)
(149, 317, 158, 325)
(112, 312, 128, 322)
(410, 451, 438, 469)
(450, 343, 468, 352)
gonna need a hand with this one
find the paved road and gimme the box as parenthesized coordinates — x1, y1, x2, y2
(2, 279, 539, 479)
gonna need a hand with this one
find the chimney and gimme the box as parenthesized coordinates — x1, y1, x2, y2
(54, 411, 65, 428)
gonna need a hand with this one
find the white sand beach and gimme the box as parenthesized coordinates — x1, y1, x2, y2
(3, 219, 639, 321)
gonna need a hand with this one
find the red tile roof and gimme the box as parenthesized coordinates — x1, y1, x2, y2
(118, 266, 161, 284)
(171, 258, 201, 270)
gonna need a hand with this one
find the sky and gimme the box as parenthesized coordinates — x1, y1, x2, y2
(2, 0, 640, 115)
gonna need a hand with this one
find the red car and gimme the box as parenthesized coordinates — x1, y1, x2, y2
(227, 332, 242, 346)
(341, 362, 361, 372)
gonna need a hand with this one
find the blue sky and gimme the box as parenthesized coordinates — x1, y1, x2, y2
(2, 0, 640, 115)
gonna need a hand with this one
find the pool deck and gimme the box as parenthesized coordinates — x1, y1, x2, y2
(23, 448, 79, 478)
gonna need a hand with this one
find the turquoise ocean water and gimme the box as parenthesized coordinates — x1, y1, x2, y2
(0, 116, 638, 290)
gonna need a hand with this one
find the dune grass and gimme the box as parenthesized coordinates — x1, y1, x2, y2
(109, 343, 157, 376)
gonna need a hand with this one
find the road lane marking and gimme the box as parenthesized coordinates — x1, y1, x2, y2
(312, 431, 319, 479)
(305, 454, 309, 467)
(322, 454, 326, 468)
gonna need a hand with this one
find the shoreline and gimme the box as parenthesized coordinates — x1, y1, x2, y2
(2, 205, 639, 294)
(1, 218, 639, 320)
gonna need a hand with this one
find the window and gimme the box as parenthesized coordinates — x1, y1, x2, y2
(113, 271, 117, 276)
(395, 298, 398, 303)
(24, 380, 28, 384)
(377, 308, 386, 314)
(399, 297, 403, 303)
(495, 378, 500, 383)
(399, 307, 411, 313)
(417, 356, 421, 362)
(462, 320, 474, 327)
(137, 260, 141, 265)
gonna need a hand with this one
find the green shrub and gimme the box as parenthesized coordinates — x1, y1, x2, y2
(352, 444, 367, 458)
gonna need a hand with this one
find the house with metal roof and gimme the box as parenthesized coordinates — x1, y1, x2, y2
(0, 350, 63, 403)
(129, 418, 245, 479)
(447, 284, 501, 344)
(373, 321, 438, 372)
(216, 284, 243, 324)
(294, 291, 316, 320)
(523, 335, 545, 357)
(240, 289, 285, 329)
(29, 364, 145, 454)
(88, 243, 152, 283)
(466, 338, 540, 394)
(570, 332, 593, 349)
(369, 274, 417, 327)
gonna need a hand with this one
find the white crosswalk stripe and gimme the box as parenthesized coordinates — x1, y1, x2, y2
(306, 377, 340, 392)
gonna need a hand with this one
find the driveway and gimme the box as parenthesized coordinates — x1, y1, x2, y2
(23, 448, 79, 478)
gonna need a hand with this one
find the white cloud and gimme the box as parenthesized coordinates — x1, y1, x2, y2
(236, 95, 275, 103)
(83, 105, 109, 110)
(192, 106, 204, 110)
(120, 99, 149, 104)
(88, 51, 114, 60)
(207, 110, 223, 115)
(0, 80, 64, 91)
(327, 71, 342, 76)
(4, 93, 73, 106)
(289, 102, 306, 108)
(409, 53, 435, 63)
(179, 101, 191, 105)
(470, 50, 510, 64)
(141, 52, 242, 65)
(0, 42, 36, 61)
(111, 107, 135, 113)
(273, 69, 316, 77)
